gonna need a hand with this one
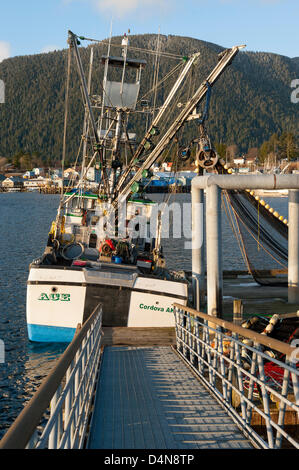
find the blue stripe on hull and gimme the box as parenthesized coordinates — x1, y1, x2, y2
(27, 324, 76, 343)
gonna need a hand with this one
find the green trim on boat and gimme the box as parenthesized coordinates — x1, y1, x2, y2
(64, 192, 98, 199)
(128, 198, 156, 205)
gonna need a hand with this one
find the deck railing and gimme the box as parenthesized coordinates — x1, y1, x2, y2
(0, 304, 103, 449)
(173, 303, 299, 449)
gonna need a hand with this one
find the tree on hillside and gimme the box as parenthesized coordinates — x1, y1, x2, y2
(258, 141, 270, 163)
(225, 144, 239, 163)
(278, 132, 299, 161)
(0, 157, 8, 169)
(258, 132, 298, 164)
(19, 153, 32, 169)
(246, 147, 258, 159)
(31, 151, 43, 167)
(215, 142, 227, 158)
(12, 150, 24, 168)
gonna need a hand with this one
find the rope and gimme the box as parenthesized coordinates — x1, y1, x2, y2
(228, 197, 287, 269)
(222, 191, 252, 272)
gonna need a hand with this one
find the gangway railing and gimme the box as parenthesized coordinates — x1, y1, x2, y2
(173, 303, 299, 449)
(0, 304, 103, 449)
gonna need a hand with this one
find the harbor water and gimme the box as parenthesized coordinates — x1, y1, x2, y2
(0, 191, 288, 439)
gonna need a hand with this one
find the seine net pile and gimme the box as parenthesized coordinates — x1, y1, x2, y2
(218, 165, 288, 286)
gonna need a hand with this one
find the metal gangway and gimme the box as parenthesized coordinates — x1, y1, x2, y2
(0, 303, 298, 450)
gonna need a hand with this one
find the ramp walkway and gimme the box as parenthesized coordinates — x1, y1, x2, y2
(1, 304, 298, 450)
(87, 346, 252, 449)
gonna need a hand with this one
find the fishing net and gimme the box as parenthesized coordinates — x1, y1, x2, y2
(218, 163, 288, 286)
(240, 315, 299, 393)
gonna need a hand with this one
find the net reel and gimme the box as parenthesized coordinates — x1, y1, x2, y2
(196, 129, 218, 169)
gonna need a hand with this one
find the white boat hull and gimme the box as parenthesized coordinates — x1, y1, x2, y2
(26, 268, 87, 342)
(26, 265, 188, 342)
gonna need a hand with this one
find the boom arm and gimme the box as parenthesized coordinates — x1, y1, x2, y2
(115, 45, 245, 205)
(114, 52, 201, 193)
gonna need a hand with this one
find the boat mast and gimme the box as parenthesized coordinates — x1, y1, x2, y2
(115, 44, 245, 205)
(68, 31, 110, 196)
(114, 51, 201, 194)
(81, 46, 94, 192)
(99, 32, 146, 203)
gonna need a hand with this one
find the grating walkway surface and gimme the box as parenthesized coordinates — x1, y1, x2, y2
(87, 346, 253, 449)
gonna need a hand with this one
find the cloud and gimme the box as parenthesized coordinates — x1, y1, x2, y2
(0, 41, 11, 63)
(65, 0, 168, 18)
(95, 0, 140, 16)
(41, 45, 60, 53)
(95, 0, 168, 16)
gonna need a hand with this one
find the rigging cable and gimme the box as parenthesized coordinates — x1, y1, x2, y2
(77, 35, 183, 61)
(61, 45, 72, 203)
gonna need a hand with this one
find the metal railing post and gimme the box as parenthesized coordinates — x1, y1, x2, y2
(173, 303, 299, 449)
(288, 189, 299, 303)
(206, 184, 223, 318)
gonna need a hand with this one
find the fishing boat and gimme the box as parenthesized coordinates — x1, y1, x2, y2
(26, 30, 244, 342)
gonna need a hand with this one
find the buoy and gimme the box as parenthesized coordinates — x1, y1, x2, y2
(242, 317, 258, 329)
(241, 339, 253, 359)
(265, 204, 270, 209)
(283, 218, 288, 224)
(264, 350, 276, 359)
(261, 314, 280, 335)
(260, 200, 266, 206)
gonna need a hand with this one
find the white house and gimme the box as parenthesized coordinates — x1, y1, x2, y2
(23, 177, 51, 189)
(2, 176, 23, 189)
(64, 168, 79, 179)
(161, 162, 173, 171)
(23, 171, 35, 179)
(33, 168, 45, 177)
(233, 157, 245, 166)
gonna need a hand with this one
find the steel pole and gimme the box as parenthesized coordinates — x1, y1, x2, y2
(206, 184, 223, 317)
(192, 173, 299, 190)
(288, 190, 299, 303)
(191, 186, 205, 310)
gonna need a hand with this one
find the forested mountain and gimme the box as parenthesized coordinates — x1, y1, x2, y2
(292, 57, 299, 71)
(0, 34, 298, 166)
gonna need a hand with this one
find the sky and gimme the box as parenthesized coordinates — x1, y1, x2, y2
(0, 0, 298, 63)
